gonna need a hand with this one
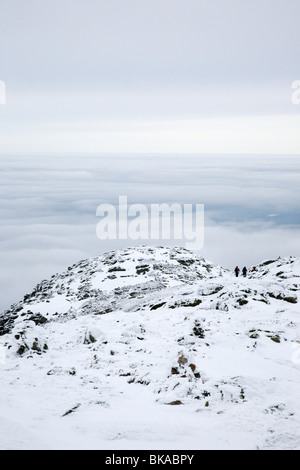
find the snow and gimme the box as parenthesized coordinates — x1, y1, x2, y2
(0, 246, 299, 450)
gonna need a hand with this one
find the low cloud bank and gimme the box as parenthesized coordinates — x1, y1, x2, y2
(1, 154, 299, 311)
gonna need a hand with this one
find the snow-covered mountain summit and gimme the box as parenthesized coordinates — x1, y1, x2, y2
(0, 246, 225, 336)
(0, 246, 299, 450)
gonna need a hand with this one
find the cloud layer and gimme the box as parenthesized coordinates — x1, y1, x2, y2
(1, 153, 300, 312)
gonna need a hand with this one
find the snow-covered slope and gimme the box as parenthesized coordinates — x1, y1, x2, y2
(0, 246, 299, 450)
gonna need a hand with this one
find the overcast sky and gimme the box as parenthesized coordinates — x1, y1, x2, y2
(0, 0, 300, 153)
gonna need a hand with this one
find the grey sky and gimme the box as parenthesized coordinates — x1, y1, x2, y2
(1, 0, 300, 153)
(1, 0, 300, 89)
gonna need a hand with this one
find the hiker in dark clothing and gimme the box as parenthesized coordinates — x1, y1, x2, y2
(242, 266, 247, 277)
(234, 266, 240, 277)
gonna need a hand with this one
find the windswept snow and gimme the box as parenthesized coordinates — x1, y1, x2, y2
(0, 246, 299, 450)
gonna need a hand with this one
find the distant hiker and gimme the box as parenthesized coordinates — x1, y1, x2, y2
(234, 266, 240, 277)
(242, 266, 247, 277)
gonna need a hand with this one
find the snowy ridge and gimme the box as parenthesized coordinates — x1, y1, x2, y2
(0, 246, 223, 334)
(0, 246, 299, 450)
